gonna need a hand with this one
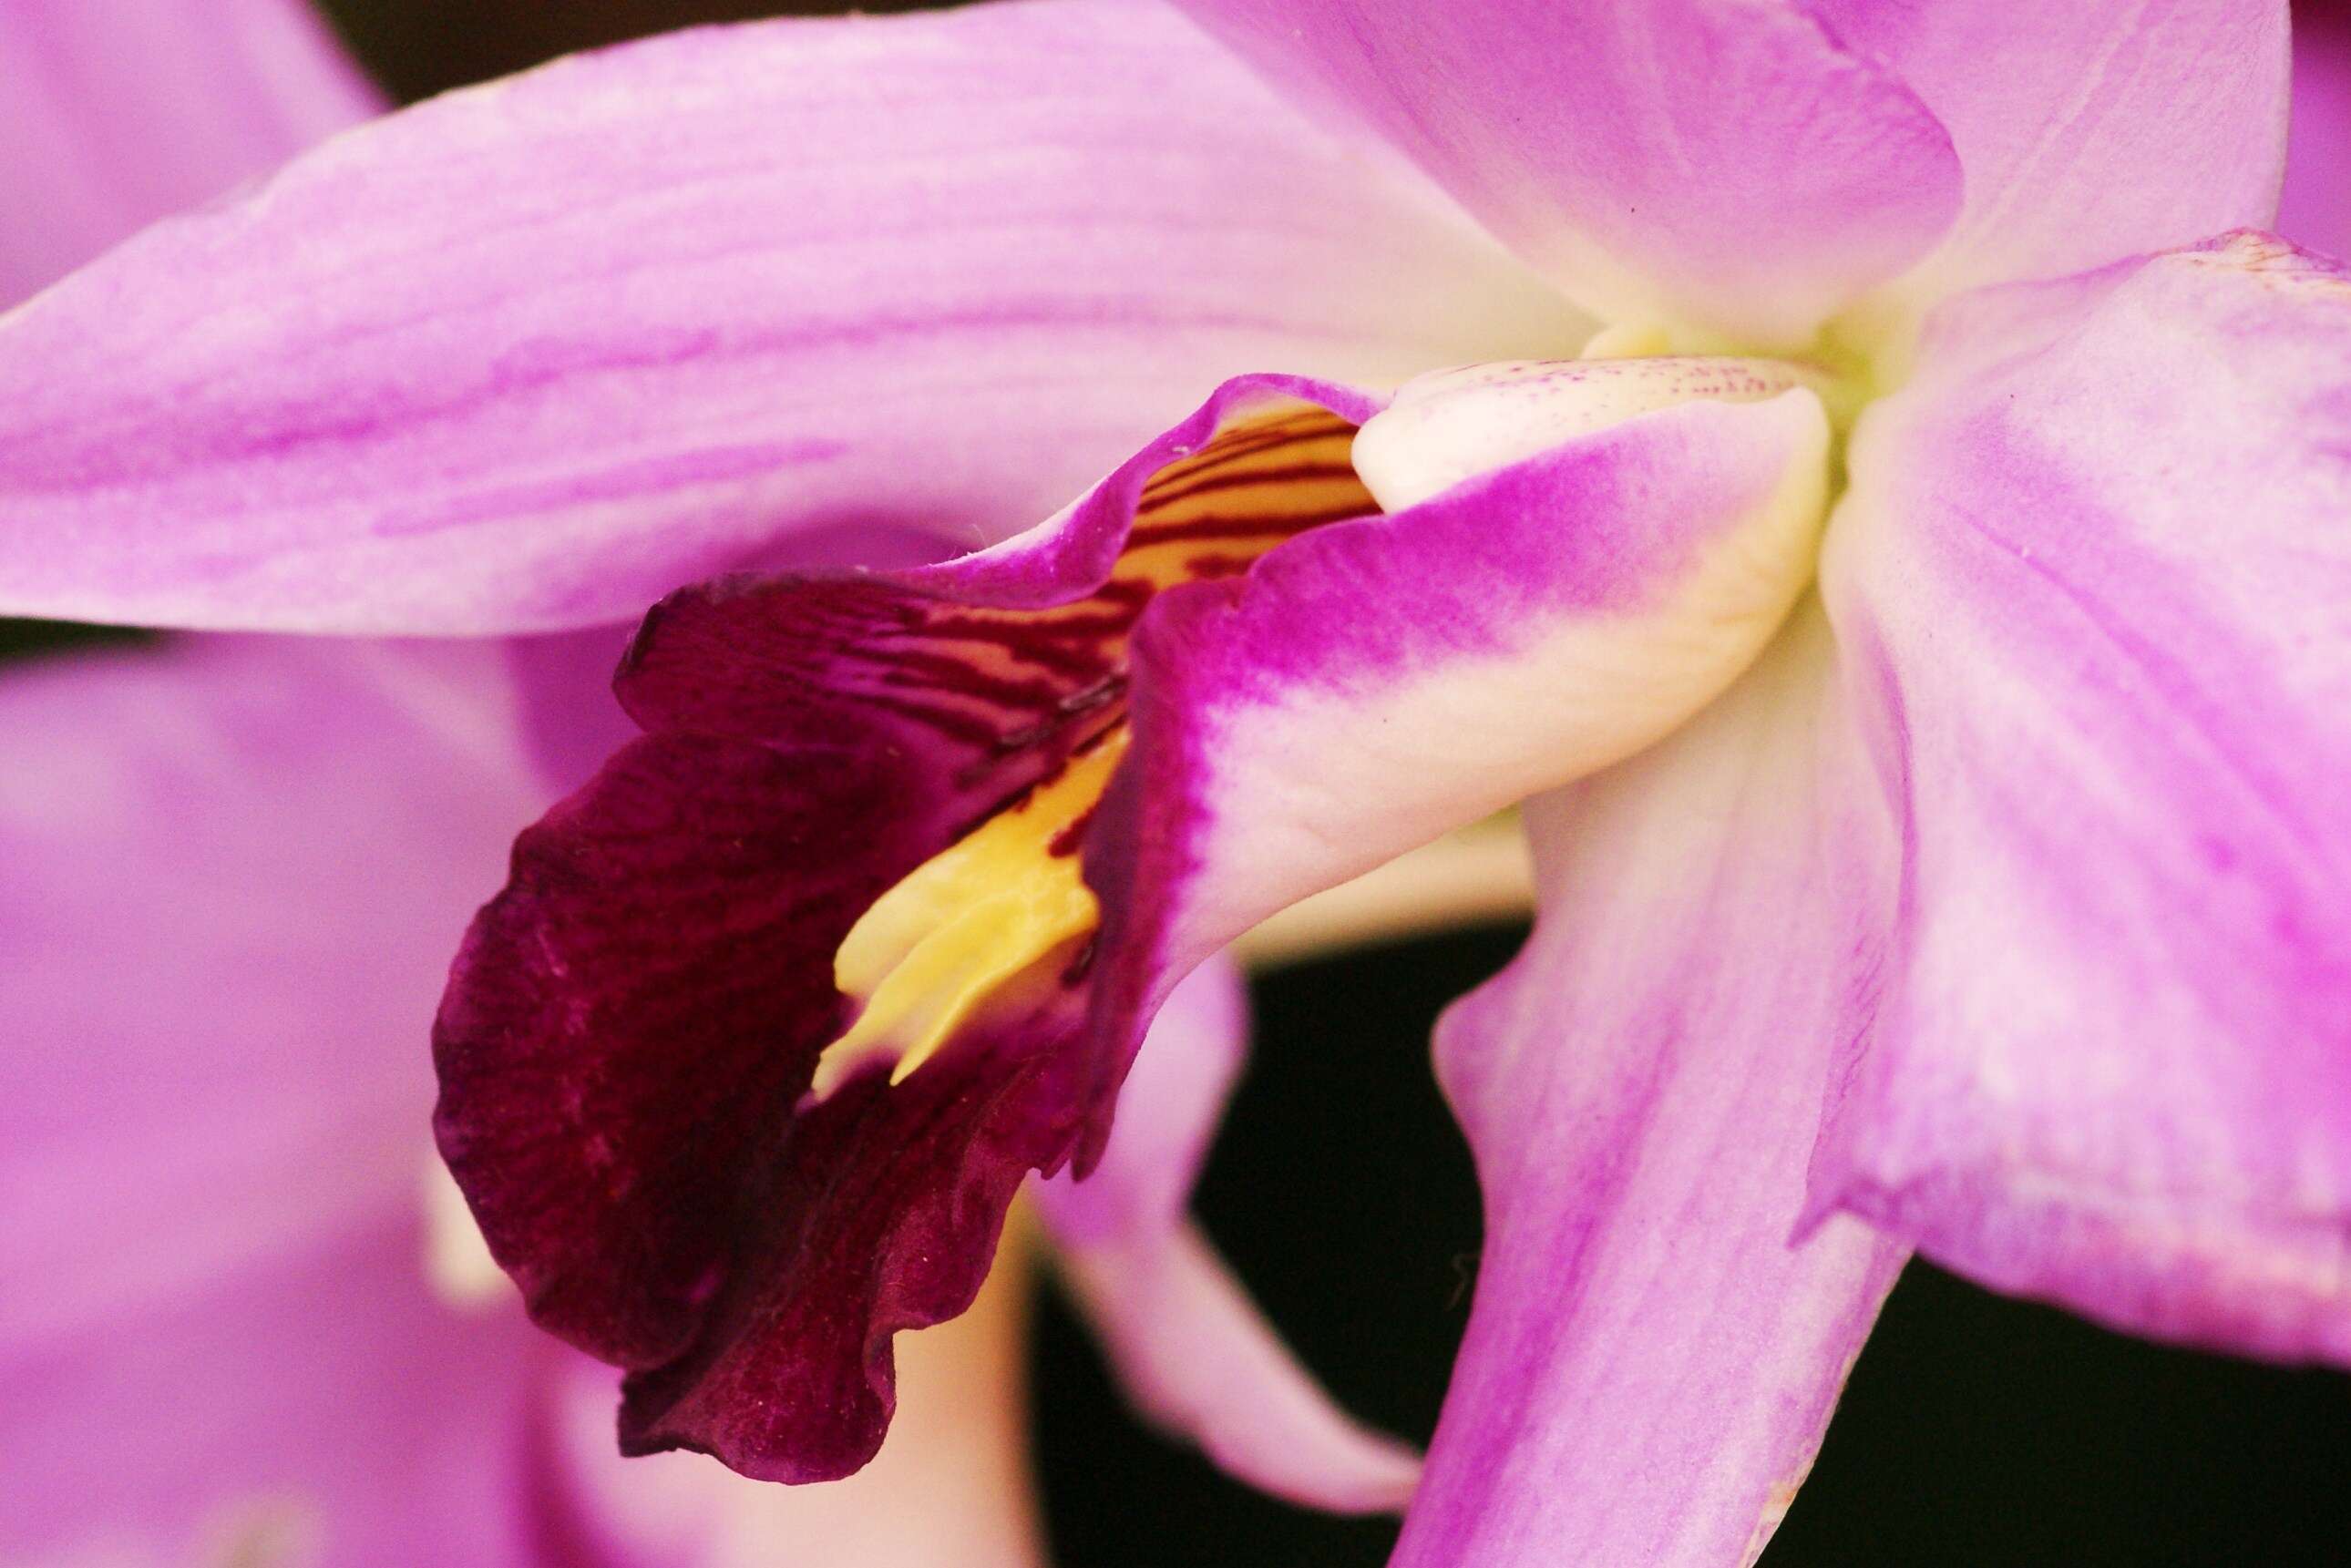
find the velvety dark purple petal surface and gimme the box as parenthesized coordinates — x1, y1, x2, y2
(610, 1029, 1083, 1481)
(1165, 0, 1960, 345)
(436, 730, 949, 1381)
(1818, 231, 2351, 1362)
(445, 356, 1843, 1482)
(0, 0, 378, 302)
(499, 522, 958, 794)
(549, 1256, 1049, 1567)
(435, 375, 1377, 1480)
(1393, 612, 1906, 1568)
(0, 0, 1582, 634)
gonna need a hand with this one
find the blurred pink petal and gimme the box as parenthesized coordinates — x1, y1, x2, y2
(0, 0, 378, 302)
(0, 1, 1580, 635)
(1165, 0, 1959, 346)
(1056, 1224, 1422, 1516)
(1036, 960, 1423, 1513)
(5, 1204, 554, 1566)
(0, 638, 546, 1564)
(1032, 962, 1254, 1247)
(1819, 232, 2351, 1360)
(1397, 615, 1904, 1568)
(0, 640, 540, 1339)
(0, 635, 1048, 1565)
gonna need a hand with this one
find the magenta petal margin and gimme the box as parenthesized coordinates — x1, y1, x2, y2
(1083, 389, 1830, 1135)
(2279, 9, 2351, 261)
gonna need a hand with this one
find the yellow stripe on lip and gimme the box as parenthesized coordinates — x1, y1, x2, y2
(808, 398, 1378, 1100)
(813, 728, 1131, 1097)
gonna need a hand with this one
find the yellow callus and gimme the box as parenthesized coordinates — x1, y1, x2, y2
(813, 730, 1129, 1096)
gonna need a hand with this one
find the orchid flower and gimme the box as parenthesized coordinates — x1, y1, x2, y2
(1, 3, 1428, 1561)
(5, 2, 2351, 1564)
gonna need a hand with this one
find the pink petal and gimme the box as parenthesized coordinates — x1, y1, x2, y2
(1165, 0, 1960, 346)
(2279, 7, 2351, 261)
(1032, 959, 1253, 1248)
(0, 634, 1055, 1565)
(2, 1205, 556, 1566)
(1056, 1223, 1423, 1515)
(0, 0, 378, 304)
(1035, 960, 1423, 1513)
(1817, 231, 2351, 1363)
(0, 637, 549, 1564)
(1397, 612, 1906, 1568)
(0, 1, 1580, 635)
(1096, 374, 1833, 1056)
(0, 638, 543, 1351)
(1816, 0, 2288, 304)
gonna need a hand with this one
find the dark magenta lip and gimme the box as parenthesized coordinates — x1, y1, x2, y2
(433, 378, 1378, 1481)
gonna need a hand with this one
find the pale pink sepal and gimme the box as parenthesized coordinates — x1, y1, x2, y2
(1396, 613, 1906, 1568)
(1818, 232, 2351, 1364)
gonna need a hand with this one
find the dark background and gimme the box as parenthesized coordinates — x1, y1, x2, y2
(15, 2, 2349, 1562)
